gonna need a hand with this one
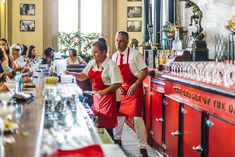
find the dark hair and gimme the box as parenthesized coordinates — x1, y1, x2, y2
(44, 47, 55, 57)
(0, 38, 12, 68)
(69, 48, 77, 57)
(0, 48, 3, 62)
(28, 45, 36, 59)
(116, 31, 129, 40)
(0, 38, 10, 55)
(21, 44, 28, 56)
(92, 38, 108, 53)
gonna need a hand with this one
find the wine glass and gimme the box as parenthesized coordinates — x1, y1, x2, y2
(0, 118, 4, 156)
(0, 97, 15, 144)
(0, 92, 13, 108)
(15, 104, 23, 124)
(4, 80, 16, 95)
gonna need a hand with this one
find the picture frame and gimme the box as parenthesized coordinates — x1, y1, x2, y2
(20, 20, 35, 32)
(127, 20, 142, 32)
(127, 0, 142, 2)
(127, 6, 142, 18)
(20, 4, 35, 16)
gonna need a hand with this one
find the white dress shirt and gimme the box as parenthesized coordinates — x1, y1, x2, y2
(112, 47, 147, 77)
(112, 47, 147, 101)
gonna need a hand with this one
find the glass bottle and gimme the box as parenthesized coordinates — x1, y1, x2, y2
(172, 28, 182, 51)
(15, 72, 23, 93)
(154, 49, 159, 69)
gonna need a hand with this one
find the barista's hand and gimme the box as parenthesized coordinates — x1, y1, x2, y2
(127, 83, 138, 96)
(0, 83, 9, 92)
(94, 90, 104, 98)
(64, 71, 74, 75)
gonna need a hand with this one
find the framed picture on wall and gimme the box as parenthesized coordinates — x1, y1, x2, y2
(20, 4, 35, 15)
(20, 20, 35, 32)
(127, 20, 142, 32)
(127, 6, 142, 18)
(127, 0, 142, 2)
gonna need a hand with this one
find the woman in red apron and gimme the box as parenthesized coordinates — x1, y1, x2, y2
(65, 38, 122, 139)
(112, 31, 149, 157)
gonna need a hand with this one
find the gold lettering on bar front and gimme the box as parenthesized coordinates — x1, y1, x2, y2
(173, 86, 234, 115)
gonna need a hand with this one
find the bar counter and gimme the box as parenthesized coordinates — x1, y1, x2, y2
(3, 71, 126, 157)
(144, 72, 235, 157)
(5, 73, 44, 157)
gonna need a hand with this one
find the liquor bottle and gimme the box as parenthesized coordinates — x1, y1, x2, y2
(159, 50, 166, 65)
(153, 48, 159, 69)
(172, 28, 182, 51)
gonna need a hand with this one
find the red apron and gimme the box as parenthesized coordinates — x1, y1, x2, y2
(116, 48, 143, 116)
(88, 66, 117, 128)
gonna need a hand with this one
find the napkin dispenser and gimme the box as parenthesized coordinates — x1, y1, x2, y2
(60, 75, 76, 84)
(14, 92, 33, 101)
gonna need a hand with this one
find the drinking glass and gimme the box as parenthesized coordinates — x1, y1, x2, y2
(0, 92, 13, 108)
(0, 118, 4, 156)
(15, 104, 23, 124)
(4, 80, 16, 95)
(0, 100, 15, 144)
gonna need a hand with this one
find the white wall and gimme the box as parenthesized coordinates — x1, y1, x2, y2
(179, 0, 235, 59)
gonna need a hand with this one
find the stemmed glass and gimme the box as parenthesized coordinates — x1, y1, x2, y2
(0, 92, 15, 144)
(0, 118, 4, 156)
(4, 80, 16, 95)
(15, 104, 23, 126)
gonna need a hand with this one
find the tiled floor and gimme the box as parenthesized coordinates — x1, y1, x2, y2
(121, 124, 162, 157)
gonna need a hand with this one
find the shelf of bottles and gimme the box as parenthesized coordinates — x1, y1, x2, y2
(155, 49, 175, 70)
(170, 61, 235, 89)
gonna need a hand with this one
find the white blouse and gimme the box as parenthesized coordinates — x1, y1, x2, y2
(67, 56, 85, 64)
(82, 57, 123, 85)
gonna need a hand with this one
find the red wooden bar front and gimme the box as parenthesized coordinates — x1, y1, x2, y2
(143, 73, 235, 157)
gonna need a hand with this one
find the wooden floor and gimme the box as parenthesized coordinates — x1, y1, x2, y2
(121, 124, 162, 157)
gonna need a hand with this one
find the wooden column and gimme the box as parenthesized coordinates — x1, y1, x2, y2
(43, 0, 58, 51)
(168, 0, 176, 23)
(143, 0, 150, 43)
(152, 0, 161, 44)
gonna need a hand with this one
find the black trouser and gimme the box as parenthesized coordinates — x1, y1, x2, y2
(116, 101, 120, 111)
(106, 128, 114, 140)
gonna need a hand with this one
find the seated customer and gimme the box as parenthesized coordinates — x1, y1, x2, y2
(41, 47, 55, 65)
(0, 38, 13, 69)
(10, 44, 33, 80)
(67, 48, 86, 64)
(11, 44, 23, 72)
(27, 45, 37, 60)
(0, 46, 15, 80)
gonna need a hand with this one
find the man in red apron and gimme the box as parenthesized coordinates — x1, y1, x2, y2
(112, 31, 149, 157)
(66, 38, 123, 139)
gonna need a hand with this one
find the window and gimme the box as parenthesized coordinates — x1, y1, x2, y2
(58, 0, 101, 33)
(58, 0, 79, 33)
(81, 0, 102, 33)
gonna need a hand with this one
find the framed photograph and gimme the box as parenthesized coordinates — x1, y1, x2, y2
(20, 4, 35, 15)
(20, 20, 35, 32)
(127, 20, 142, 32)
(127, 0, 142, 1)
(127, 6, 142, 18)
